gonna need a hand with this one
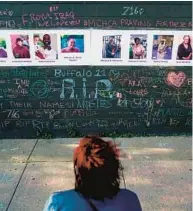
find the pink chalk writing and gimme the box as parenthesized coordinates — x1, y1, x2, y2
(116, 92, 122, 98)
(22, 11, 75, 27)
(156, 20, 192, 28)
(84, 19, 117, 28)
(49, 6, 59, 12)
(121, 19, 152, 27)
(83, 18, 191, 29)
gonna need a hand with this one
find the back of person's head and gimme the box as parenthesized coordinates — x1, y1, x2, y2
(73, 136, 122, 200)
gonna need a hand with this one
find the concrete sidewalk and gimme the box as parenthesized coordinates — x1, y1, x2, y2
(0, 136, 192, 211)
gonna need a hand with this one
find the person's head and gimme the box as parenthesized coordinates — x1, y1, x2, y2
(134, 37, 140, 45)
(183, 35, 191, 45)
(73, 136, 122, 200)
(16, 38, 23, 47)
(67, 37, 76, 49)
(109, 36, 115, 43)
(34, 35, 40, 44)
(159, 39, 166, 46)
(43, 34, 51, 46)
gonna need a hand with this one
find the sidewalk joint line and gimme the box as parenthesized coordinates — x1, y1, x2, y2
(5, 138, 40, 211)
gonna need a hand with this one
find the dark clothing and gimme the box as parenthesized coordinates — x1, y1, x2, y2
(105, 42, 117, 58)
(0, 48, 7, 58)
(13, 45, 30, 59)
(43, 189, 142, 211)
(177, 43, 192, 60)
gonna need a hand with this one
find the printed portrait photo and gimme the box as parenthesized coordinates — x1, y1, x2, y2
(0, 38, 7, 58)
(10, 34, 30, 59)
(152, 35, 174, 60)
(129, 35, 147, 59)
(33, 34, 58, 60)
(61, 35, 84, 53)
(176, 35, 192, 60)
(102, 35, 121, 58)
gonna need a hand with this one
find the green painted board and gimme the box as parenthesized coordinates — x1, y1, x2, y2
(0, 1, 192, 29)
(0, 66, 191, 138)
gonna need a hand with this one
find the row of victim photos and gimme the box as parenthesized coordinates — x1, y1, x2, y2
(0, 30, 192, 66)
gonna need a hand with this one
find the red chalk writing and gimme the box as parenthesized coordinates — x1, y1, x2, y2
(83, 18, 191, 29)
(120, 19, 152, 27)
(156, 20, 192, 28)
(84, 19, 117, 28)
(22, 11, 77, 28)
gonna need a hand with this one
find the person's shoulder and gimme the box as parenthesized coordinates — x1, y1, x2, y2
(44, 189, 84, 210)
(52, 189, 77, 199)
(118, 188, 139, 199)
(117, 189, 142, 210)
(23, 46, 29, 50)
(47, 190, 78, 206)
(61, 48, 68, 52)
(178, 43, 184, 48)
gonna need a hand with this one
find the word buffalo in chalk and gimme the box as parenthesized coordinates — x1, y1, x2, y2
(166, 72, 186, 88)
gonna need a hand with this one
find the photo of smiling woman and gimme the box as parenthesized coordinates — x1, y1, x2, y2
(129, 35, 147, 59)
(177, 35, 192, 60)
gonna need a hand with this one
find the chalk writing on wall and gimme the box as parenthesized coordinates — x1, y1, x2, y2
(21, 11, 77, 28)
(0, 9, 13, 16)
(121, 6, 145, 16)
(0, 2, 191, 29)
(0, 67, 191, 138)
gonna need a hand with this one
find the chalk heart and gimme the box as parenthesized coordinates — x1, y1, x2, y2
(156, 100, 161, 104)
(166, 71, 186, 88)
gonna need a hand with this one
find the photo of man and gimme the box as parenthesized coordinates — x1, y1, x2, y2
(152, 35, 174, 60)
(0, 38, 7, 58)
(61, 35, 84, 53)
(102, 35, 121, 58)
(129, 35, 147, 59)
(177, 35, 192, 60)
(33, 34, 58, 60)
(11, 35, 30, 59)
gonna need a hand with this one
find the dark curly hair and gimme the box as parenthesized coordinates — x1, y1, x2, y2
(134, 37, 140, 43)
(73, 136, 122, 201)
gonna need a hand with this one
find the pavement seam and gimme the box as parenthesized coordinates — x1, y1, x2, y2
(5, 138, 40, 211)
(113, 137, 127, 189)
